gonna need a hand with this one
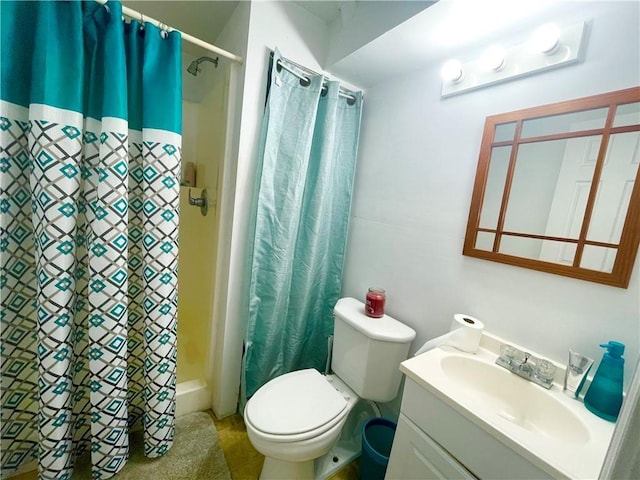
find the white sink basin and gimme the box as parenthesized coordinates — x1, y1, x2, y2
(399, 334, 615, 479)
(440, 355, 590, 444)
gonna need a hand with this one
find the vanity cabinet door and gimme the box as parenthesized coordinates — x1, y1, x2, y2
(386, 414, 477, 480)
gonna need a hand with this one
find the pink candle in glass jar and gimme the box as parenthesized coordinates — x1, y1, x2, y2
(365, 288, 386, 318)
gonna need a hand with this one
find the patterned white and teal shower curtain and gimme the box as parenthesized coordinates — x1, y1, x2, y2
(1, 2, 181, 479)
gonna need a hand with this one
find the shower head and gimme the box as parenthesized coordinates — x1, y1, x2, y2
(187, 61, 200, 76)
(187, 56, 219, 76)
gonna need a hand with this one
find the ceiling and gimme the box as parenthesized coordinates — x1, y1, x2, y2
(122, 1, 240, 55)
(327, 0, 589, 88)
(294, 1, 343, 23)
(122, 1, 343, 46)
(121, 1, 590, 88)
(121, 1, 426, 57)
(122, 1, 345, 57)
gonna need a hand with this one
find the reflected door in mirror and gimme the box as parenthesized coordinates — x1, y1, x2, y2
(464, 87, 640, 288)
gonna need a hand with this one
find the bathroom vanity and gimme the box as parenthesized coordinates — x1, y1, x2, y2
(386, 334, 615, 479)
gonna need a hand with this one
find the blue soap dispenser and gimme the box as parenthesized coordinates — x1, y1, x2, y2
(584, 341, 625, 422)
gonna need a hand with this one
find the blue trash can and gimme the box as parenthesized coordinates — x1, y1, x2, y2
(360, 418, 397, 480)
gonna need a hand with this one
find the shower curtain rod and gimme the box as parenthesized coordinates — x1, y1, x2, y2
(274, 55, 357, 103)
(94, 0, 243, 64)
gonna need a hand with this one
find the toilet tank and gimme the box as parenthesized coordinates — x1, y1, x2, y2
(331, 297, 416, 402)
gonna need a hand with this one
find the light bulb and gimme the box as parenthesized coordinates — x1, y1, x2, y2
(530, 23, 561, 54)
(480, 45, 506, 71)
(441, 59, 464, 83)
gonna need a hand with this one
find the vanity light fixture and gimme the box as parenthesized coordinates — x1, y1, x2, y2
(441, 59, 464, 83)
(530, 23, 561, 54)
(480, 45, 506, 72)
(441, 21, 587, 98)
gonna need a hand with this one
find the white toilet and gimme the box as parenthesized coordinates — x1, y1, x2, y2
(244, 297, 416, 479)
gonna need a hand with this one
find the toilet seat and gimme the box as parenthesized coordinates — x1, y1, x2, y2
(245, 369, 348, 442)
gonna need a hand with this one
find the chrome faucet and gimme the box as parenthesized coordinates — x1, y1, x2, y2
(496, 344, 556, 389)
(518, 352, 532, 372)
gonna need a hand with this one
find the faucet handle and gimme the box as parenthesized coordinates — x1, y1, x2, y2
(535, 359, 556, 383)
(499, 344, 518, 363)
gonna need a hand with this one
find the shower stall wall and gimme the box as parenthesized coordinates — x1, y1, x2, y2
(176, 52, 229, 417)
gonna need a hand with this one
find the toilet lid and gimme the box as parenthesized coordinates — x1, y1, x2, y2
(246, 369, 347, 436)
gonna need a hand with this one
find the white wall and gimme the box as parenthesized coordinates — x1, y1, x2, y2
(342, 2, 640, 389)
(208, 0, 639, 418)
(183, 52, 219, 103)
(210, 0, 330, 417)
(207, 0, 251, 419)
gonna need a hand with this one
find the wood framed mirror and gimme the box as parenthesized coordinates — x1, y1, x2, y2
(463, 87, 640, 288)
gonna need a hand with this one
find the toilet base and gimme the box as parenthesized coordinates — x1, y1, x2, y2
(260, 457, 314, 480)
(314, 439, 360, 480)
(314, 398, 381, 479)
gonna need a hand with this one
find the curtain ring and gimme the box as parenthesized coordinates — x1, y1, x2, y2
(103, 3, 110, 14)
(139, 13, 145, 30)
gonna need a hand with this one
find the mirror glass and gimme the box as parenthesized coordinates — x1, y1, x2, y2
(464, 88, 640, 288)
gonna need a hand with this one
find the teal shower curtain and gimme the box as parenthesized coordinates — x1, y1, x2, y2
(1, 2, 181, 479)
(244, 50, 363, 399)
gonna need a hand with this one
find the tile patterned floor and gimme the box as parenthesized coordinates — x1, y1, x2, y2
(8, 411, 359, 480)
(210, 411, 360, 480)
(209, 411, 264, 479)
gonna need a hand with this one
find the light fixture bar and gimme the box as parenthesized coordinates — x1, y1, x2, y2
(441, 21, 587, 98)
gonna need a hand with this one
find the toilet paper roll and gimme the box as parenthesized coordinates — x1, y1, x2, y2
(415, 314, 485, 355)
